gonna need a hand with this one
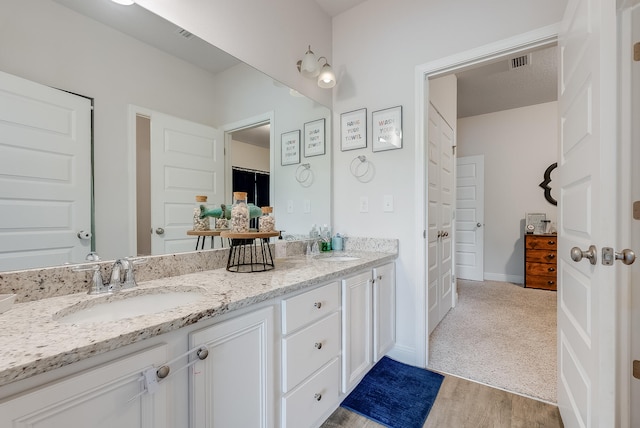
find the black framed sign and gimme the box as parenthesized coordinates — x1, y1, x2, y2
(340, 108, 367, 151)
(372, 105, 403, 152)
(281, 130, 300, 165)
(304, 118, 325, 157)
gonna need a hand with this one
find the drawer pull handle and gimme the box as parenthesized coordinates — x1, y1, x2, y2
(314, 342, 323, 350)
(314, 302, 322, 309)
(548, 241, 556, 245)
(548, 254, 555, 259)
(314, 393, 322, 401)
(547, 280, 555, 285)
(548, 267, 555, 272)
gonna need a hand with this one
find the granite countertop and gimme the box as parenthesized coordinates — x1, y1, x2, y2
(0, 251, 395, 388)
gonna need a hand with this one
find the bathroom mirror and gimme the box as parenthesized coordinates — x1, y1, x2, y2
(0, 0, 331, 271)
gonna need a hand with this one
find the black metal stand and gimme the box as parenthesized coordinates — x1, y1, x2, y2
(226, 238, 275, 272)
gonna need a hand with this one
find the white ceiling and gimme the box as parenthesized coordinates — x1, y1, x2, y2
(314, 0, 368, 17)
(455, 45, 558, 118)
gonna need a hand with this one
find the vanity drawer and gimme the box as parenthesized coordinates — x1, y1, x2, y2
(282, 357, 340, 428)
(282, 311, 340, 392)
(282, 281, 340, 334)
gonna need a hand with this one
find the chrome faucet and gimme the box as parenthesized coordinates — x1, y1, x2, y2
(109, 258, 139, 291)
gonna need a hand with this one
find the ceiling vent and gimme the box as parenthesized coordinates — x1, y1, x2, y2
(510, 54, 531, 70)
(174, 28, 194, 40)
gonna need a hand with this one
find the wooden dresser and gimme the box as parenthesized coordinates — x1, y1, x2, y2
(524, 234, 557, 290)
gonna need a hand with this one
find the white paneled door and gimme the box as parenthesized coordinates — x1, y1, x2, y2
(427, 103, 454, 334)
(557, 0, 620, 426)
(455, 155, 484, 281)
(150, 112, 223, 255)
(0, 71, 91, 271)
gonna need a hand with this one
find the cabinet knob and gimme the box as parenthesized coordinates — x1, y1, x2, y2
(548, 240, 556, 245)
(314, 342, 323, 350)
(197, 347, 209, 360)
(548, 253, 555, 259)
(548, 267, 555, 272)
(547, 280, 555, 285)
(313, 302, 322, 309)
(156, 365, 170, 379)
(314, 393, 322, 401)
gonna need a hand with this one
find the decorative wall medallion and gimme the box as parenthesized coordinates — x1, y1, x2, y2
(539, 162, 557, 206)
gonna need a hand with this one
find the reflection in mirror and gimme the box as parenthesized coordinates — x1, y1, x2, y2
(0, 0, 331, 272)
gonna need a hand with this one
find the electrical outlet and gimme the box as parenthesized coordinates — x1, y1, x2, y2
(287, 200, 294, 213)
(360, 196, 369, 213)
(383, 195, 394, 212)
(303, 199, 311, 213)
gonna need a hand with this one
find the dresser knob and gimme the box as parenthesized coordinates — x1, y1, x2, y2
(314, 342, 323, 350)
(548, 240, 556, 245)
(314, 302, 322, 309)
(548, 253, 555, 259)
(314, 393, 322, 401)
(548, 280, 555, 285)
(548, 267, 555, 272)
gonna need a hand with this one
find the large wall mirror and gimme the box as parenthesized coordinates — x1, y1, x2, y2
(0, 0, 332, 272)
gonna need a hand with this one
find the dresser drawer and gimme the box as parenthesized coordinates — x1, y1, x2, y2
(282, 357, 340, 428)
(525, 249, 557, 264)
(525, 262, 557, 276)
(525, 235, 557, 250)
(282, 281, 340, 334)
(282, 311, 340, 392)
(526, 276, 557, 290)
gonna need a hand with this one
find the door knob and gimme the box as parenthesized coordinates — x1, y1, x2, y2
(602, 247, 636, 265)
(476, 223, 482, 228)
(155, 227, 165, 235)
(570, 245, 597, 265)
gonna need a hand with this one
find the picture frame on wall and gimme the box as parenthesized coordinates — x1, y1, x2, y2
(340, 108, 367, 151)
(281, 130, 300, 166)
(303, 118, 326, 157)
(372, 105, 403, 152)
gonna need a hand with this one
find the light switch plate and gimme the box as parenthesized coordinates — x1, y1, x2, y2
(287, 200, 294, 213)
(383, 195, 394, 212)
(360, 196, 369, 213)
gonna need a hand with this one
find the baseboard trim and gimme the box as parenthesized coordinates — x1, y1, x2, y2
(483, 273, 524, 285)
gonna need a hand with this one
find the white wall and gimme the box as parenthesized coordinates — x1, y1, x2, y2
(457, 102, 559, 283)
(331, 0, 566, 364)
(231, 140, 270, 172)
(429, 75, 458, 129)
(135, 0, 333, 107)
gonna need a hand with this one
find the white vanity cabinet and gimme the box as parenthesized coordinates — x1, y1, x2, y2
(189, 306, 275, 428)
(341, 262, 396, 393)
(0, 344, 171, 428)
(281, 281, 341, 428)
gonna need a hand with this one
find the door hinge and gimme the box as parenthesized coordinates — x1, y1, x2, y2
(634, 42, 640, 61)
(452, 145, 456, 155)
(423, 230, 426, 239)
(634, 360, 640, 379)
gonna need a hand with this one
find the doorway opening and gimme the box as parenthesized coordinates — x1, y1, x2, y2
(416, 27, 560, 401)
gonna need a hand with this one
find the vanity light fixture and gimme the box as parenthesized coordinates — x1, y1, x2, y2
(296, 45, 336, 89)
(110, 0, 135, 5)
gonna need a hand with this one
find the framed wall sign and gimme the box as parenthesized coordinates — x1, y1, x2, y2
(340, 108, 367, 151)
(281, 130, 300, 165)
(304, 118, 325, 157)
(372, 105, 403, 152)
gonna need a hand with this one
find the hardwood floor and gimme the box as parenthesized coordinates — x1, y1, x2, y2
(321, 374, 564, 428)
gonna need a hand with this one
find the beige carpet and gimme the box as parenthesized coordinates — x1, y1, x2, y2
(427, 279, 557, 403)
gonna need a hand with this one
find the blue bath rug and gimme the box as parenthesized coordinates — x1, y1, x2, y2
(340, 356, 444, 428)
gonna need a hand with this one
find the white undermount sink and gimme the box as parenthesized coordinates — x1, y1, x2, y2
(55, 287, 205, 324)
(316, 255, 360, 262)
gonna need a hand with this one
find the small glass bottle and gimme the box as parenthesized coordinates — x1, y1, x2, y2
(230, 191, 250, 233)
(259, 206, 275, 232)
(193, 195, 210, 231)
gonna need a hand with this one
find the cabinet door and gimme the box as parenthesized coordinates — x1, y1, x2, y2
(341, 271, 373, 393)
(0, 345, 169, 428)
(373, 262, 396, 362)
(190, 307, 274, 428)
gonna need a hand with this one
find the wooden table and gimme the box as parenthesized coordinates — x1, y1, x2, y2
(186, 230, 225, 250)
(219, 231, 280, 272)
